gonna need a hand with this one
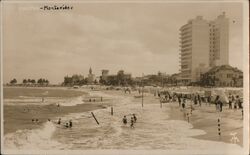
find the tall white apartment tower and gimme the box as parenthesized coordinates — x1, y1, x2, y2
(179, 16, 210, 83)
(209, 12, 229, 67)
(179, 12, 229, 83)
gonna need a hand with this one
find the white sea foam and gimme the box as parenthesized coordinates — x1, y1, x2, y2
(4, 95, 85, 107)
(58, 96, 85, 106)
(4, 121, 63, 150)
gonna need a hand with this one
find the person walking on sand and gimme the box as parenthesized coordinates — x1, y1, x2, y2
(194, 95, 197, 105)
(123, 116, 127, 125)
(228, 94, 232, 109)
(233, 95, 238, 110)
(236, 96, 243, 109)
(235, 96, 240, 109)
(219, 100, 223, 112)
(215, 95, 220, 111)
(182, 99, 186, 109)
(178, 96, 181, 107)
(207, 95, 211, 106)
(198, 94, 201, 107)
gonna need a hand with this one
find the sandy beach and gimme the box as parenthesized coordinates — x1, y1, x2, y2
(166, 102, 243, 146)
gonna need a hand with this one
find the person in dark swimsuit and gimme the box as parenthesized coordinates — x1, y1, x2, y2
(133, 114, 137, 123)
(69, 120, 73, 128)
(123, 116, 127, 125)
(130, 117, 134, 128)
(57, 118, 61, 125)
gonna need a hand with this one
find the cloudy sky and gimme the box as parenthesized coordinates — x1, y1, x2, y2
(3, 2, 245, 84)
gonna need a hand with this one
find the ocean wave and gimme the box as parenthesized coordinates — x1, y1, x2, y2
(4, 121, 62, 150)
(58, 96, 84, 107)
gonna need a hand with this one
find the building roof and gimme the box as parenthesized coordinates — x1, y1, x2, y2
(206, 65, 242, 74)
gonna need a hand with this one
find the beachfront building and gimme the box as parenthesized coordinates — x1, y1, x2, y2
(101, 70, 109, 81)
(140, 72, 170, 87)
(200, 65, 243, 87)
(167, 73, 182, 86)
(99, 69, 133, 86)
(117, 70, 132, 86)
(99, 69, 109, 84)
(179, 12, 229, 84)
(209, 12, 229, 67)
(63, 74, 85, 86)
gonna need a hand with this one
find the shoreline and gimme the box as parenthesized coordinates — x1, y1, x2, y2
(3, 88, 244, 149)
(166, 102, 243, 147)
(3, 88, 112, 135)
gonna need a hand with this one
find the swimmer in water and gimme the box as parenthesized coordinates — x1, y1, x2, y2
(122, 116, 127, 125)
(65, 123, 69, 128)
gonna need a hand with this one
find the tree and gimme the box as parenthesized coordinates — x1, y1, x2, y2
(31, 79, 36, 84)
(45, 79, 49, 86)
(37, 78, 43, 85)
(10, 78, 17, 85)
(23, 79, 27, 84)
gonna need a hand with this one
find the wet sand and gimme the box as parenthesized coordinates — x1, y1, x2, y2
(167, 102, 243, 146)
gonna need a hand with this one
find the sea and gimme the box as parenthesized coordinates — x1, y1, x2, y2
(3, 87, 244, 153)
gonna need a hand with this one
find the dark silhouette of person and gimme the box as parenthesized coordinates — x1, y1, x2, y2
(123, 116, 127, 125)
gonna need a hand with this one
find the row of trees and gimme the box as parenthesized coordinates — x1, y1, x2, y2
(9, 78, 49, 86)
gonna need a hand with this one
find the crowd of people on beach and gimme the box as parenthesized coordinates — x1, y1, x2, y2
(157, 90, 243, 113)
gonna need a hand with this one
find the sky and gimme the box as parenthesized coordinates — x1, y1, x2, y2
(2, 1, 245, 84)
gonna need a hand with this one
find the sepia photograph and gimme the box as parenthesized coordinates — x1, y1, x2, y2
(1, 0, 249, 154)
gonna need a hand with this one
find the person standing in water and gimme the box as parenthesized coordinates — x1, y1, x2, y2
(122, 116, 127, 125)
(69, 120, 73, 128)
(130, 117, 134, 128)
(57, 118, 61, 125)
(133, 114, 137, 123)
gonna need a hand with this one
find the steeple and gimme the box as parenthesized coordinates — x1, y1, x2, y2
(89, 67, 92, 74)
